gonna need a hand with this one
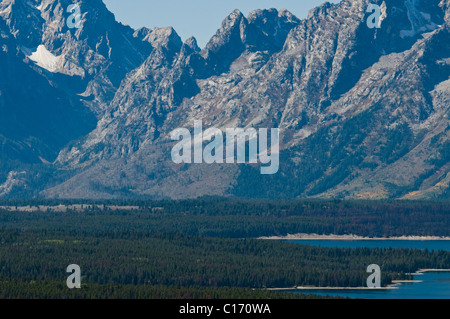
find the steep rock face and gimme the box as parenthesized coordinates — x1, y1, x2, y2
(228, 0, 450, 199)
(299, 26, 450, 199)
(0, 18, 96, 161)
(56, 8, 302, 166)
(441, 0, 450, 26)
(200, 10, 247, 76)
(1, 0, 152, 114)
(0, 17, 96, 197)
(48, 1, 450, 200)
(201, 8, 300, 77)
(185, 0, 444, 132)
(1, 0, 449, 199)
(55, 27, 190, 166)
(0, 0, 151, 195)
(0, 0, 45, 47)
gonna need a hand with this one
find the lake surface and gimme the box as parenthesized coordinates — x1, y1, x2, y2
(285, 239, 450, 299)
(286, 239, 450, 251)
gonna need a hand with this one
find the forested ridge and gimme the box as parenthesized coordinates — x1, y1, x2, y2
(0, 280, 330, 299)
(0, 199, 449, 299)
(1, 199, 449, 237)
(1, 230, 449, 298)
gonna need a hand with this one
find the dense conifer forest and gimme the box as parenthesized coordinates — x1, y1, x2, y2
(0, 199, 449, 298)
(1, 199, 449, 237)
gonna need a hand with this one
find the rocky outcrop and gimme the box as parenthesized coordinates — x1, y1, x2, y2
(1, 0, 448, 199)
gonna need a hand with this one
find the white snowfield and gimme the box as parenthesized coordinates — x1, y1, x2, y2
(25, 44, 61, 73)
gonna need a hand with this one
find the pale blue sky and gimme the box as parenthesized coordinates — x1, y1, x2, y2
(103, 0, 341, 48)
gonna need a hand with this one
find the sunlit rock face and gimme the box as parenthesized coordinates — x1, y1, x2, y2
(0, 0, 449, 199)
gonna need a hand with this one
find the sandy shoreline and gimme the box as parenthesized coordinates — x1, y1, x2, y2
(268, 286, 397, 291)
(267, 269, 450, 291)
(408, 269, 450, 275)
(258, 233, 450, 241)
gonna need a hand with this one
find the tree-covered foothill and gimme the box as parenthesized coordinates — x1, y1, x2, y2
(0, 199, 448, 238)
(0, 199, 449, 299)
(0, 230, 449, 299)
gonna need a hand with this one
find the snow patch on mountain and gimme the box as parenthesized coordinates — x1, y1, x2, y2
(23, 44, 61, 73)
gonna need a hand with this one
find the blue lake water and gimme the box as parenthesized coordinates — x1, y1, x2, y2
(286, 239, 450, 251)
(285, 239, 450, 299)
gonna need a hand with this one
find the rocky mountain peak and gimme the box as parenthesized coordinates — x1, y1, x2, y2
(200, 8, 300, 76)
(133, 27, 151, 41)
(142, 26, 183, 53)
(184, 36, 200, 53)
(223, 9, 245, 28)
(278, 8, 297, 20)
(200, 9, 247, 75)
(1, 0, 153, 115)
(246, 8, 300, 52)
(1, 0, 449, 200)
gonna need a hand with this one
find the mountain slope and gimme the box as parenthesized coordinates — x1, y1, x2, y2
(0, 18, 96, 164)
(1, 0, 449, 199)
(0, 0, 152, 114)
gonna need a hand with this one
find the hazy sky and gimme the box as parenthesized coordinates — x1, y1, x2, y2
(103, 0, 341, 48)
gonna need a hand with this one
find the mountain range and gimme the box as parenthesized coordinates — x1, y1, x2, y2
(0, 0, 449, 199)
